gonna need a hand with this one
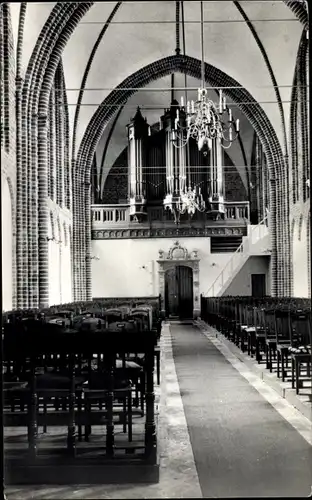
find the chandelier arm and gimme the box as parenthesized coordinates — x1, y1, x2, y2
(221, 140, 234, 150)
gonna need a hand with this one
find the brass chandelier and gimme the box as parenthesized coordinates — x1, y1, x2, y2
(172, 1, 240, 153)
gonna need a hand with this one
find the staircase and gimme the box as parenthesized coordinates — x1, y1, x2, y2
(205, 215, 271, 297)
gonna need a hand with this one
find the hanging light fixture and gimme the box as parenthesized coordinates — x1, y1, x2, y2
(163, 2, 206, 223)
(175, 185, 206, 216)
(172, 1, 239, 153)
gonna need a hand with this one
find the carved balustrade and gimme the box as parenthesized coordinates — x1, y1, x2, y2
(91, 201, 250, 239)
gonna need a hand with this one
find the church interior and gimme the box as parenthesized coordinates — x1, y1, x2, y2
(1, 1, 311, 498)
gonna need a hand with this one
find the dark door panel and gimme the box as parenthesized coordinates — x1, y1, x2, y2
(177, 266, 193, 319)
(165, 267, 179, 317)
(251, 273, 266, 297)
(165, 266, 193, 319)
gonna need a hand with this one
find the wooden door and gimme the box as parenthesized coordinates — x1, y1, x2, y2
(165, 266, 193, 319)
(165, 268, 179, 317)
(251, 274, 266, 297)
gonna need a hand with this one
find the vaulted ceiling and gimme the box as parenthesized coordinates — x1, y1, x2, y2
(11, 1, 305, 180)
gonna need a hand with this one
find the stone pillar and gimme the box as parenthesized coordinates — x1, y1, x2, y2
(38, 113, 49, 308)
(29, 113, 39, 307)
(48, 88, 56, 201)
(85, 177, 92, 301)
(15, 76, 26, 308)
(72, 160, 79, 301)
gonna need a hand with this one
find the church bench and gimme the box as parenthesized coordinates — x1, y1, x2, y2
(3, 319, 158, 484)
(273, 308, 311, 384)
(200, 296, 311, 392)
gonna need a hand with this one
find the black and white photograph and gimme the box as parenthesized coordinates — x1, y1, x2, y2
(1, 1, 311, 498)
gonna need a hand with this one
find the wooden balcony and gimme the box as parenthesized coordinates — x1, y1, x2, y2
(91, 202, 250, 240)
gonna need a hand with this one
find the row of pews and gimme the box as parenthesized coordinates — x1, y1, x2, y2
(201, 296, 311, 396)
(2, 296, 163, 485)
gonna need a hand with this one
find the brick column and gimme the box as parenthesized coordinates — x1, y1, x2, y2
(20, 86, 30, 308)
(15, 76, 25, 308)
(76, 172, 82, 301)
(55, 92, 61, 207)
(29, 113, 39, 307)
(63, 80, 71, 210)
(282, 154, 291, 296)
(85, 176, 92, 301)
(255, 136, 263, 221)
(80, 180, 87, 299)
(276, 163, 285, 296)
(48, 88, 56, 200)
(38, 113, 49, 308)
(269, 179, 277, 297)
(57, 92, 65, 208)
(72, 161, 80, 301)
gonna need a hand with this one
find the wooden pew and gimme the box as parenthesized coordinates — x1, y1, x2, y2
(3, 317, 158, 485)
(200, 296, 311, 393)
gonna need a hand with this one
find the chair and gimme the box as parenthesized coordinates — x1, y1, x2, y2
(253, 306, 267, 364)
(263, 309, 277, 372)
(103, 308, 124, 325)
(289, 310, 311, 394)
(240, 303, 254, 353)
(275, 309, 292, 381)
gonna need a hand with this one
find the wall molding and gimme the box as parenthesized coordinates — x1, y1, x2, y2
(92, 226, 247, 240)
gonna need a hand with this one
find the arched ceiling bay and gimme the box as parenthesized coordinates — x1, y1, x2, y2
(12, 1, 303, 157)
(18, 2, 57, 76)
(9, 2, 21, 53)
(66, 1, 302, 155)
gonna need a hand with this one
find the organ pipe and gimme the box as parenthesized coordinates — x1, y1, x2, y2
(208, 137, 225, 215)
(127, 107, 148, 221)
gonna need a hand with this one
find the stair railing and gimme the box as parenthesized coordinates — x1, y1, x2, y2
(205, 214, 269, 297)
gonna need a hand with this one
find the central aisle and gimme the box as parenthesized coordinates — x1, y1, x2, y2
(170, 322, 312, 498)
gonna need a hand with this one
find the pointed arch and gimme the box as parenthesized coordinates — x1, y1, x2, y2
(75, 54, 286, 299)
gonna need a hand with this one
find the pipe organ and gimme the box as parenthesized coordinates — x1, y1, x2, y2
(125, 103, 228, 221)
(162, 101, 188, 217)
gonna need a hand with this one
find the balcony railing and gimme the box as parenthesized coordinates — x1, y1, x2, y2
(224, 201, 250, 221)
(92, 204, 129, 225)
(91, 201, 250, 229)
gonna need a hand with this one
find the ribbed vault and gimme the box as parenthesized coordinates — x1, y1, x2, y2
(13, 1, 304, 156)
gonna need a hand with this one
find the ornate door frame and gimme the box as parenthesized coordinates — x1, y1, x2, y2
(157, 241, 200, 319)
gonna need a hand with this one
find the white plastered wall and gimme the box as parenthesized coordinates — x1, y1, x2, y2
(293, 219, 309, 298)
(1, 175, 13, 311)
(91, 237, 270, 298)
(48, 202, 73, 306)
